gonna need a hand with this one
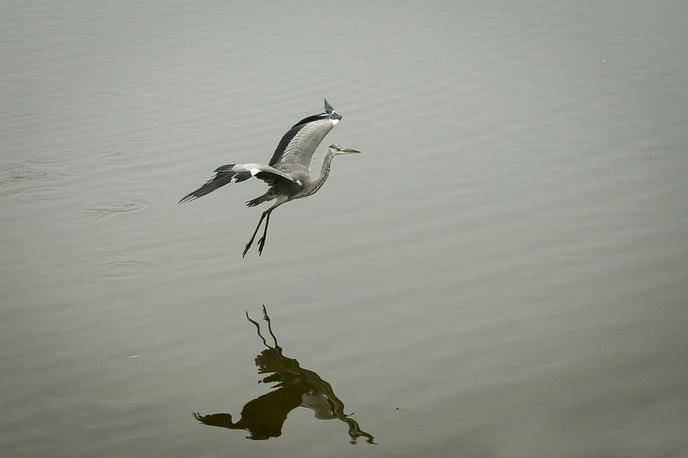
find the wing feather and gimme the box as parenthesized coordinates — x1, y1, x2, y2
(269, 101, 341, 174)
(178, 163, 298, 204)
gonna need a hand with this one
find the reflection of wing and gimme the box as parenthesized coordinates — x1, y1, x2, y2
(193, 412, 238, 428)
(195, 387, 304, 440)
(269, 100, 340, 175)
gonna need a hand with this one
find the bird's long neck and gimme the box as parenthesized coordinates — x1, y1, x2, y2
(303, 151, 336, 197)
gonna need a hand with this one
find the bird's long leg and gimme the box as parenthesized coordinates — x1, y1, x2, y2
(244, 198, 285, 257)
(243, 210, 268, 258)
(257, 210, 272, 256)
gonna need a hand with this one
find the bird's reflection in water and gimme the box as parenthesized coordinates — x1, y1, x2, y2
(194, 306, 375, 444)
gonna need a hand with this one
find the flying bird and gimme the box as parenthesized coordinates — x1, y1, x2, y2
(179, 99, 361, 257)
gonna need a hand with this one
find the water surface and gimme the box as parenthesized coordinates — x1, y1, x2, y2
(1, 1, 687, 457)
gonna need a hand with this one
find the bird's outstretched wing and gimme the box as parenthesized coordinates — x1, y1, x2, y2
(269, 99, 342, 175)
(178, 163, 299, 204)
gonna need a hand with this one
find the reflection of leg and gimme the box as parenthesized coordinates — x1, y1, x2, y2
(243, 211, 268, 257)
(257, 211, 271, 256)
(246, 311, 270, 348)
(262, 304, 278, 347)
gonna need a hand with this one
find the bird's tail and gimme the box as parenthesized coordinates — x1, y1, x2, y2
(178, 164, 252, 204)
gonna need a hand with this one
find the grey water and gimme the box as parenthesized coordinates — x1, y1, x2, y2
(1, 1, 687, 457)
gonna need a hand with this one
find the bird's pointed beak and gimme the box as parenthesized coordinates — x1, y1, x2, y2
(339, 147, 361, 154)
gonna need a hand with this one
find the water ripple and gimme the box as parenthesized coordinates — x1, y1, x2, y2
(96, 150, 144, 167)
(18, 186, 66, 201)
(0, 164, 52, 185)
(0, 111, 56, 131)
(97, 259, 149, 279)
(77, 90, 121, 106)
(0, 160, 74, 202)
(27, 150, 81, 167)
(78, 199, 150, 222)
(88, 252, 152, 279)
(119, 121, 163, 144)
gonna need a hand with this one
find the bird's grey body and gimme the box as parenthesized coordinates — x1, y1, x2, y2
(178, 99, 360, 257)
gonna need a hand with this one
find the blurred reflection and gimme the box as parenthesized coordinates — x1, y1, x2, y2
(194, 305, 375, 444)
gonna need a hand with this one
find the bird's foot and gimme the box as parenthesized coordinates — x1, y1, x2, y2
(242, 241, 253, 258)
(257, 236, 266, 256)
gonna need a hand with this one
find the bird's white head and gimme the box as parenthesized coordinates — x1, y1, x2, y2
(328, 144, 361, 155)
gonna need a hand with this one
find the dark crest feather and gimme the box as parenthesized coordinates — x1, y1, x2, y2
(324, 98, 334, 114)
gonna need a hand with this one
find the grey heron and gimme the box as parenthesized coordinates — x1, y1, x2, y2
(178, 99, 361, 257)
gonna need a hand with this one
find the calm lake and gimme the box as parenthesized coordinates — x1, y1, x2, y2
(1, 1, 687, 457)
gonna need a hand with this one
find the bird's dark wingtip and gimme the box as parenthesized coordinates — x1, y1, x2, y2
(177, 194, 196, 204)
